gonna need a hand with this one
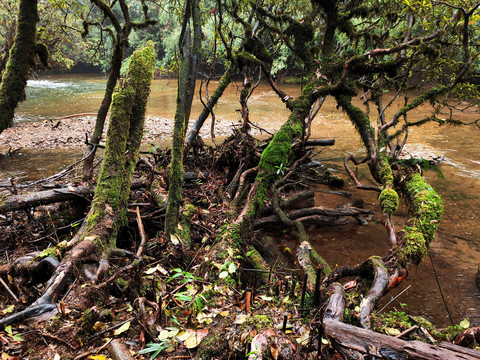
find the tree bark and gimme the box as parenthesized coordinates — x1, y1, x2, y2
(82, 38, 125, 180)
(165, 0, 202, 235)
(0, 0, 38, 133)
(323, 319, 480, 359)
(185, 63, 234, 147)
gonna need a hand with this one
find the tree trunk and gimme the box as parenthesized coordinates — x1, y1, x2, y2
(185, 63, 234, 147)
(82, 38, 125, 180)
(0, 0, 38, 133)
(165, 0, 202, 235)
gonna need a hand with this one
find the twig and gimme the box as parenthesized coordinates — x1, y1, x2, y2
(396, 325, 419, 339)
(135, 206, 147, 257)
(89, 317, 134, 341)
(377, 285, 411, 314)
(0, 276, 19, 302)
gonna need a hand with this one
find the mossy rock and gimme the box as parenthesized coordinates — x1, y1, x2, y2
(324, 170, 345, 187)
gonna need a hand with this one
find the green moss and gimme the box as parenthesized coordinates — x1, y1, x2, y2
(335, 95, 376, 157)
(183, 203, 196, 218)
(405, 173, 443, 242)
(33, 242, 68, 260)
(0, 0, 38, 132)
(374, 311, 413, 332)
(379, 188, 399, 215)
(86, 43, 155, 250)
(378, 151, 394, 186)
(249, 314, 274, 330)
(324, 170, 345, 187)
(397, 173, 443, 265)
(116, 278, 128, 292)
(196, 328, 231, 359)
(35, 42, 49, 68)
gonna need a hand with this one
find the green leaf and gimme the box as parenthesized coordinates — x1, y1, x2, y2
(139, 341, 169, 359)
(4, 325, 12, 335)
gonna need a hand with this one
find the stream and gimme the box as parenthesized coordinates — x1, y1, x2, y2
(2, 74, 480, 327)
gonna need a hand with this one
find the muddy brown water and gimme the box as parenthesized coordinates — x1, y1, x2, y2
(2, 74, 480, 326)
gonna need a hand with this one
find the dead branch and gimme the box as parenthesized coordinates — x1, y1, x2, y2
(253, 206, 374, 230)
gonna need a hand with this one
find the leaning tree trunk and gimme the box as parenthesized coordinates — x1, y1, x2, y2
(165, 0, 202, 236)
(0, 42, 156, 327)
(0, 0, 38, 133)
(185, 62, 234, 147)
(82, 38, 125, 180)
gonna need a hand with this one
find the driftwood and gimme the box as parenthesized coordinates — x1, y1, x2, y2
(0, 185, 92, 213)
(359, 257, 389, 329)
(323, 284, 480, 360)
(323, 319, 480, 360)
(0, 171, 211, 214)
(253, 206, 373, 230)
(107, 339, 134, 360)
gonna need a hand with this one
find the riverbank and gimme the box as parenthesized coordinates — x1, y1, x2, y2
(0, 115, 273, 150)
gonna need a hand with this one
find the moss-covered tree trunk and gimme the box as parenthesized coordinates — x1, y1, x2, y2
(165, 0, 202, 236)
(0, 0, 38, 133)
(84, 42, 155, 251)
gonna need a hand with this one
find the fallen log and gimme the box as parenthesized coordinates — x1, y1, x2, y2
(0, 185, 92, 213)
(0, 171, 211, 214)
(323, 284, 480, 360)
(323, 319, 480, 360)
(253, 206, 373, 230)
(0, 179, 145, 214)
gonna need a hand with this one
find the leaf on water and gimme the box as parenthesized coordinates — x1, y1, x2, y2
(113, 321, 130, 335)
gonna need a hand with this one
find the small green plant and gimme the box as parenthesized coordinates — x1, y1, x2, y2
(139, 340, 169, 359)
(275, 162, 287, 175)
(167, 268, 201, 283)
(4, 325, 23, 341)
